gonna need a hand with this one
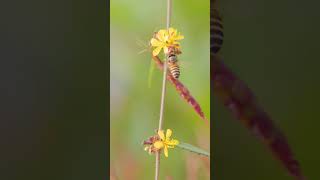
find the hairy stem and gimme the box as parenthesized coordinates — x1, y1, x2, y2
(155, 1, 172, 180)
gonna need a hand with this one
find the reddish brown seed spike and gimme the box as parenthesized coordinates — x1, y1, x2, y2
(212, 54, 304, 179)
(151, 55, 209, 124)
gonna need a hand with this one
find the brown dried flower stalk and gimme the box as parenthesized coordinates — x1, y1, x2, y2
(151, 55, 209, 125)
(212, 54, 304, 180)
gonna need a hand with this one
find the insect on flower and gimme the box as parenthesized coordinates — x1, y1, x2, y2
(167, 46, 182, 79)
(150, 28, 184, 79)
(150, 28, 184, 56)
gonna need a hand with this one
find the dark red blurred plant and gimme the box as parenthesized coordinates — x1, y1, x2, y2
(212, 54, 304, 179)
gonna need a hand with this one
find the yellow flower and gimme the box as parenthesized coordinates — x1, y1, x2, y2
(150, 28, 184, 56)
(153, 129, 179, 157)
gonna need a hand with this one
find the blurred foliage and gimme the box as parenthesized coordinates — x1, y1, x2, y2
(214, 0, 320, 179)
(110, 0, 210, 179)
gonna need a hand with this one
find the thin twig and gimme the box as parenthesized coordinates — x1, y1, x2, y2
(158, 50, 168, 130)
(155, 1, 172, 180)
(155, 152, 160, 180)
(166, 0, 172, 29)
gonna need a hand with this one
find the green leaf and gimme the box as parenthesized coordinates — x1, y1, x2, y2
(148, 60, 156, 88)
(176, 142, 210, 157)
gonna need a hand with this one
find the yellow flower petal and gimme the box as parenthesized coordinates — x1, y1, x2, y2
(173, 40, 180, 44)
(153, 141, 164, 149)
(157, 30, 167, 42)
(166, 129, 172, 139)
(152, 46, 163, 56)
(150, 28, 183, 56)
(150, 38, 163, 47)
(174, 35, 184, 40)
(164, 145, 169, 157)
(157, 130, 165, 140)
(168, 28, 177, 36)
(167, 139, 179, 146)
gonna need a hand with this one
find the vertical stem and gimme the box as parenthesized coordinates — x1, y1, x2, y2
(155, 152, 160, 180)
(158, 0, 172, 137)
(166, 0, 172, 29)
(155, 1, 172, 180)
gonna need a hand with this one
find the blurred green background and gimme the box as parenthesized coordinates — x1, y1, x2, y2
(214, 0, 320, 179)
(110, 0, 210, 179)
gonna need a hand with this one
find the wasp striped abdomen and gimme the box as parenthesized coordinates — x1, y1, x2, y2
(211, 9, 223, 54)
(168, 61, 180, 79)
(168, 54, 180, 79)
(167, 47, 180, 79)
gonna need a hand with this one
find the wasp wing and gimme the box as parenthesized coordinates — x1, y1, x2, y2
(148, 59, 156, 88)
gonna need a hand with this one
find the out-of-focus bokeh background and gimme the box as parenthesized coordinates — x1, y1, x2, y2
(110, 0, 210, 179)
(214, 0, 320, 179)
(0, 1, 107, 180)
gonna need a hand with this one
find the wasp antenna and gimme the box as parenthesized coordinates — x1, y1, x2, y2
(136, 37, 148, 48)
(138, 49, 148, 55)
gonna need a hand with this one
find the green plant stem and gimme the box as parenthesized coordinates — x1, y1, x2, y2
(155, 1, 172, 180)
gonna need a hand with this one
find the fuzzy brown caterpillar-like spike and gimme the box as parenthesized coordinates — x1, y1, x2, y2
(212, 54, 304, 179)
(151, 55, 209, 124)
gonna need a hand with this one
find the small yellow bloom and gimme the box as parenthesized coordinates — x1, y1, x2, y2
(153, 129, 179, 157)
(150, 28, 184, 56)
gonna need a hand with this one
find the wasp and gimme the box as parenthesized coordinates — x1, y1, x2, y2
(166, 46, 181, 79)
(211, 9, 223, 54)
